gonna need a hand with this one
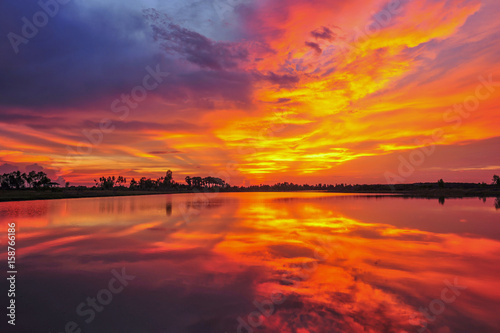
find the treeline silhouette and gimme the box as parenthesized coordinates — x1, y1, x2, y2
(93, 170, 228, 191)
(226, 180, 500, 192)
(89, 171, 500, 193)
(0, 171, 57, 190)
(3, 169, 500, 195)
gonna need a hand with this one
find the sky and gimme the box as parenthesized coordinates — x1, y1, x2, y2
(0, 0, 499, 186)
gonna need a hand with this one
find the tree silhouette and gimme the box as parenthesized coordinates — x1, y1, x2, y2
(191, 177, 202, 188)
(162, 170, 174, 188)
(10, 171, 25, 189)
(34, 172, 51, 188)
(116, 176, 127, 187)
(96, 176, 115, 190)
(0, 170, 52, 189)
(493, 175, 500, 185)
(22, 172, 32, 188)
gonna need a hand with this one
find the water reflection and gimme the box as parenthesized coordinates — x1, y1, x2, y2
(166, 197, 172, 217)
(0, 193, 499, 333)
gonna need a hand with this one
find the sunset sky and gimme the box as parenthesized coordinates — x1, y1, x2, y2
(1, 0, 499, 186)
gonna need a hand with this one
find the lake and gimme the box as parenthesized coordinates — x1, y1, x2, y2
(1, 192, 499, 333)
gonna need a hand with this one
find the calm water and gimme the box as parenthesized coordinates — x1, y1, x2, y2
(1, 192, 499, 333)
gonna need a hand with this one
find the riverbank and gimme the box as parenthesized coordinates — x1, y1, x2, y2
(0, 189, 186, 202)
(328, 188, 500, 198)
(0, 185, 499, 202)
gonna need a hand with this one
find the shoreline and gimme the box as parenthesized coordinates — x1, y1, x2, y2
(0, 187, 499, 203)
(0, 189, 184, 202)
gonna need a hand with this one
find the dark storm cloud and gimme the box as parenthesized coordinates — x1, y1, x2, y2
(144, 8, 250, 71)
(0, 2, 254, 111)
(272, 98, 292, 103)
(0, 0, 161, 108)
(0, 108, 68, 129)
(172, 69, 253, 105)
(253, 71, 300, 88)
(80, 119, 202, 133)
(310, 26, 338, 41)
(0, 110, 42, 123)
(148, 150, 182, 155)
(305, 41, 322, 54)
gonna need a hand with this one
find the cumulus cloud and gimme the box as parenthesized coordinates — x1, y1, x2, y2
(0, 162, 66, 185)
(0, 163, 19, 174)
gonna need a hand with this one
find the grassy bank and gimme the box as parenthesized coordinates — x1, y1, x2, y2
(328, 188, 500, 198)
(396, 188, 500, 198)
(0, 188, 187, 202)
(325, 183, 500, 198)
(0, 184, 499, 202)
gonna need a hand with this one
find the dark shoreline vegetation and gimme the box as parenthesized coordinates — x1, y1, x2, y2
(1, 170, 499, 204)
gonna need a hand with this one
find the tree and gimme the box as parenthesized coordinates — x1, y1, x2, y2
(185, 176, 192, 188)
(22, 172, 33, 188)
(163, 170, 173, 188)
(116, 176, 127, 187)
(214, 177, 225, 187)
(34, 172, 51, 188)
(9, 171, 25, 189)
(138, 177, 156, 190)
(0, 170, 51, 190)
(437, 179, 445, 188)
(191, 177, 202, 188)
(0, 174, 9, 189)
(493, 175, 500, 185)
(203, 177, 212, 188)
(96, 176, 115, 190)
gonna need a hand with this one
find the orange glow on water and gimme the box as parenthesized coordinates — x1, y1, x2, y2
(2, 193, 499, 331)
